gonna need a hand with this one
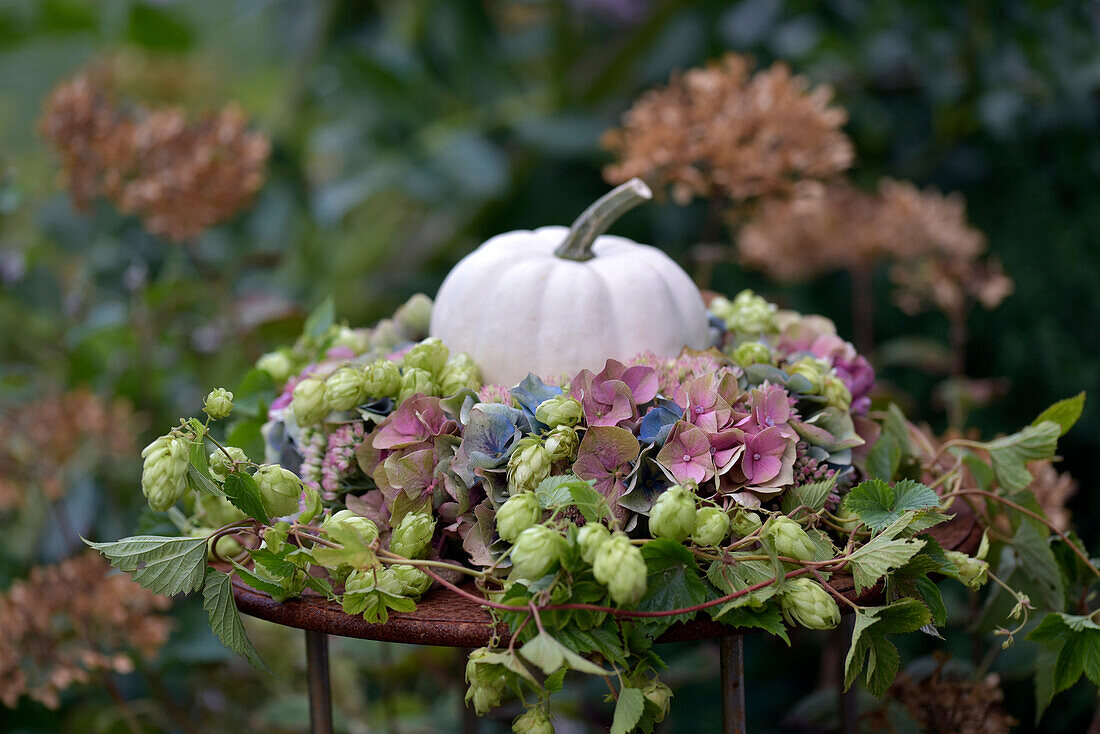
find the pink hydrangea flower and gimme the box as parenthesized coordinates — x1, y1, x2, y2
(739, 426, 787, 485)
(656, 421, 715, 484)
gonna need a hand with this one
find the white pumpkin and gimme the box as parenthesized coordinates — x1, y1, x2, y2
(429, 179, 710, 386)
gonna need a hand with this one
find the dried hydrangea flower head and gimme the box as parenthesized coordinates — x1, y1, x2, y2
(0, 389, 135, 510)
(39, 72, 270, 241)
(603, 53, 853, 204)
(739, 178, 992, 281)
(0, 552, 171, 709)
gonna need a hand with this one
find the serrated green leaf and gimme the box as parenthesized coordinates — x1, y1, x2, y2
(566, 481, 611, 523)
(1032, 392, 1085, 437)
(223, 472, 269, 523)
(85, 534, 208, 596)
(844, 599, 930, 697)
(310, 522, 375, 569)
(534, 474, 581, 508)
(635, 540, 709, 637)
(706, 557, 779, 611)
(706, 602, 789, 644)
(986, 421, 1060, 492)
(610, 687, 645, 734)
(231, 561, 287, 597)
(848, 536, 926, 593)
(781, 475, 837, 514)
(202, 569, 274, 674)
(843, 479, 939, 534)
(544, 668, 568, 694)
(249, 547, 299, 577)
(187, 462, 225, 497)
(1011, 521, 1064, 609)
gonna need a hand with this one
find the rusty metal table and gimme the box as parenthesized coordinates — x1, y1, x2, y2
(232, 504, 982, 734)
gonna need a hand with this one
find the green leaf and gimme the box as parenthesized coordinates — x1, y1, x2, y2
(706, 602, 789, 644)
(1011, 521, 1064, 610)
(610, 687, 645, 734)
(202, 568, 274, 674)
(534, 475, 578, 508)
(848, 535, 927, 594)
(986, 422, 1060, 492)
(310, 522, 376, 569)
(222, 472, 269, 524)
(519, 631, 610, 676)
(864, 430, 902, 481)
(635, 539, 709, 636)
(843, 479, 939, 534)
(706, 557, 779, 612)
(303, 575, 337, 600)
(566, 481, 611, 523)
(780, 475, 836, 514)
(187, 463, 225, 497)
(1034, 645, 1058, 723)
(844, 599, 930, 697)
(1032, 392, 1086, 437)
(249, 547, 299, 578)
(231, 561, 287, 597)
(85, 534, 208, 596)
(304, 296, 335, 339)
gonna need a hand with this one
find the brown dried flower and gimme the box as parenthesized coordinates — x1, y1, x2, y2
(739, 178, 991, 280)
(0, 389, 137, 510)
(39, 72, 270, 241)
(889, 668, 1016, 734)
(603, 54, 853, 204)
(0, 552, 171, 709)
(1027, 460, 1078, 533)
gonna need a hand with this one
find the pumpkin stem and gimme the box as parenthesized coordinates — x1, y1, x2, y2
(554, 178, 653, 262)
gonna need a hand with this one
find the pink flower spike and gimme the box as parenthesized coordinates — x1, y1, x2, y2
(740, 426, 787, 485)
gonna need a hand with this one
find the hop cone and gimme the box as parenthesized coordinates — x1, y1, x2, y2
(768, 516, 818, 561)
(363, 359, 401, 398)
(544, 426, 579, 461)
(390, 512, 436, 559)
(439, 353, 482, 396)
(402, 337, 449, 378)
(648, 484, 698, 542)
(397, 367, 437, 404)
(512, 706, 554, 734)
(510, 525, 562, 579)
(202, 388, 234, 419)
(577, 523, 611, 565)
(496, 492, 542, 542)
(323, 510, 379, 545)
(141, 434, 189, 512)
(507, 437, 551, 493)
(292, 376, 329, 425)
(324, 367, 367, 411)
(535, 395, 583, 428)
(208, 446, 248, 482)
(779, 578, 840, 630)
(692, 507, 729, 546)
(465, 647, 507, 715)
(593, 532, 647, 605)
(254, 464, 303, 516)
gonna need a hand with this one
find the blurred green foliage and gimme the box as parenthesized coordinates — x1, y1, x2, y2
(1, 0, 1098, 731)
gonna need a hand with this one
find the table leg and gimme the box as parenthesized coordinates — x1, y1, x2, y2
(306, 630, 334, 734)
(720, 635, 746, 734)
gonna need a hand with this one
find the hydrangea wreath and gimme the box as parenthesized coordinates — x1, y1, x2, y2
(90, 291, 1088, 733)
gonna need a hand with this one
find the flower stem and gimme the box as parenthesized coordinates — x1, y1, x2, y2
(554, 178, 652, 261)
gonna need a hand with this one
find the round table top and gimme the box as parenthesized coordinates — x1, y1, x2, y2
(232, 503, 982, 648)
